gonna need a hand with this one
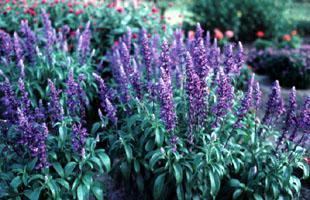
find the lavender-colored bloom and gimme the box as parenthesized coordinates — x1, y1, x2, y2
(193, 39, 210, 79)
(130, 58, 142, 98)
(34, 100, 46, 123)
(105, 98, 118, 124)
(20, 20, 37, 65)
(194, 23, 204, 46)
(253, 82, 262, 110)
(0, 75, 18, 122)
(170, 134, 178, 152)
(119, 42, 132, 75)
(17, 109, 49, 169)
(158, 77, 176, 133)
(277, 87, 297, 148)
(235, 42, 244, 72)
(185, 52, 204, 129)
(160, 40, 172, 84)
(122, 27, 132, 52)
(77, 74, 88, 121)
(212, 68, 234, 128)
(66, 70, 81, 118)
(234, 74, 255, 128)
(77, 22, 91, 65)
(93, 73, 109, 102)
(110, 50, 130, 103)
(262, 80, 285, 125)
(299, 96, 310, 131)
(205, 31, 211, 49)
(223, 44, 235, 74)
(18, 78, 31, 117)
(209, 40, 220, 72)
(139, 29, 152, 82)
(41, 10, 56, 64)
(47, 79, 63, 124)
(71, 122, 88, 155)
(13, 32, 23, 64)
(0, 30, 13, 62)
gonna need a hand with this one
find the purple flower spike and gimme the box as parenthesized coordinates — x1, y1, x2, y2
(160, 40, 172, 84)
(41, 9, 56, 64)
(253, 82, 262, 110)
(277, 87, 297, 148)
(119, 42, 133, 75)
(0, 30, 13, 63)
(212, 68, 234, 128)
(18, 78, 31, 117)
(47, 79, 63, 124)
(193, 39, 210, 80)
(105, 98, 118, 124)
(130, 58, 142, 98)
(235, 74, 255, 128)
(158, 77, 176, 133)
(195, 23, 204, 45)
(185, 52, 204, 132)
(139, 29, 152, 82)
(13, 32, 23, 64)
(20, 20, 37, 65)
(235, 42, 245, 72)
(72, 122, 88, 155)
(262, 80, 285, 125)
(223, 44, 235, 74)
(0, 75, 18, 122)
(299, 96, 310, 131)
(66, 70, 84, 118)
(123, 27, 132, 52)
(77, 22, 91, 65)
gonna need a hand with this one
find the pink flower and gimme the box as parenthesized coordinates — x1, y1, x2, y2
(151, 7, 159, 14)
(225, 30, 234, 38)
(282, 34, 291, 41)
(256, 31, 265, 38)
(116, 7, 124, 13)
(188, 30, 195, 41)
(214, 28, 224, 40)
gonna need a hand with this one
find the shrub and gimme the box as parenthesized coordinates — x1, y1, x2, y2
(184, 0, 292, 41)
(247, 47, 310, 89)
(0, 11, 110, 200)
(0, 0, 173, 55)
(93, 24, 309, 199)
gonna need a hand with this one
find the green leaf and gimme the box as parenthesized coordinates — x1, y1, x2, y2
(10, 176, 22, 190)
(64, 162, 77, 176)
(56, 178, 70, 190)
(233, 189, 243, 199)
(173, 163, 183, 184)
(24, 187, 42, 200)
(124, 144, 133, 162)
(253, 193, 263, 200)
(91, 122, 101, 135)
(176, 185, 184, 200)
(53, 162, 65, 178)
(47, 180, 59, 199)
(155, 128, 163, 146)
(228, 179, 242, 188)
(77, 184, 87, 200)
(97, 151, 111, 172)
(209, 171, 220, 197)
(153, 173, 166, 200)
(91, 183, 104, 200)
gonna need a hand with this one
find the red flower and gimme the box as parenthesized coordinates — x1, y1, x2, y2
(69, 8, 74, 13)
(162, 24, 166, 32)
(41, 0, 47, 3)
(132, 33, 138, 39)
(282, 34, 291, 41)
(256, 31, 265, 38)
(151, 7, 159, 14)
(75, 10, 83, 16)
(305, 158, 310, 165)
(116, 7, 124, 13)
(54, 0, 59, 3)
(291, 30, 297, 36)
(114, 41, 119, 46)
(188, 30, 195, 41)
(6, 6, 11, 11)
(67, 2, 73, 7)
(214, 28, 224, 40)
(225, 30, 234, 39)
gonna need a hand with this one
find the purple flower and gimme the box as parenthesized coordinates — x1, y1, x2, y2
(185, 52, 204, 133)
(0, 30, 13, 63)
(193, 39, 210, 80)
(262, 80, 285, 125)
(299, 96, 310, 131)
(13, 32, 24, 65)
(130, 58, 142, 98)
(158, 77, 176, 133)
(17, 109, 49, 169)
(47, 79, 63, 124)
(194, 23, 204, 46)
(20, 20, 37, 65)
(34, 100, 46, 123)
(122, 27, 132, 52)
(105, 98, 118, 124)
(205, 31, 211, 49)
(212, 68, 234, 128)
(71, 122, 88, 155)
(170, 134, 178, 152)
(18, 78, 31, 117)
(253, 82, 262, 110)
(277, 87, 297, 148)
(0, 75, 18, 122)
(160, 40, 172, 84)
(223, 44, 235, 74)
(234, 74, 255, 128)
(41, 9, 56, 64)
(209, 40, 220, 72)
(93, 73, 109, 101)
(119, 42, 133, 75)
(139, 29, 152, 82)
(77, 22, 91, 65)
(235, 42, 244, 72)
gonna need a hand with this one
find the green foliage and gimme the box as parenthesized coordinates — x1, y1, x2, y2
(185, 0, 292, 41)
